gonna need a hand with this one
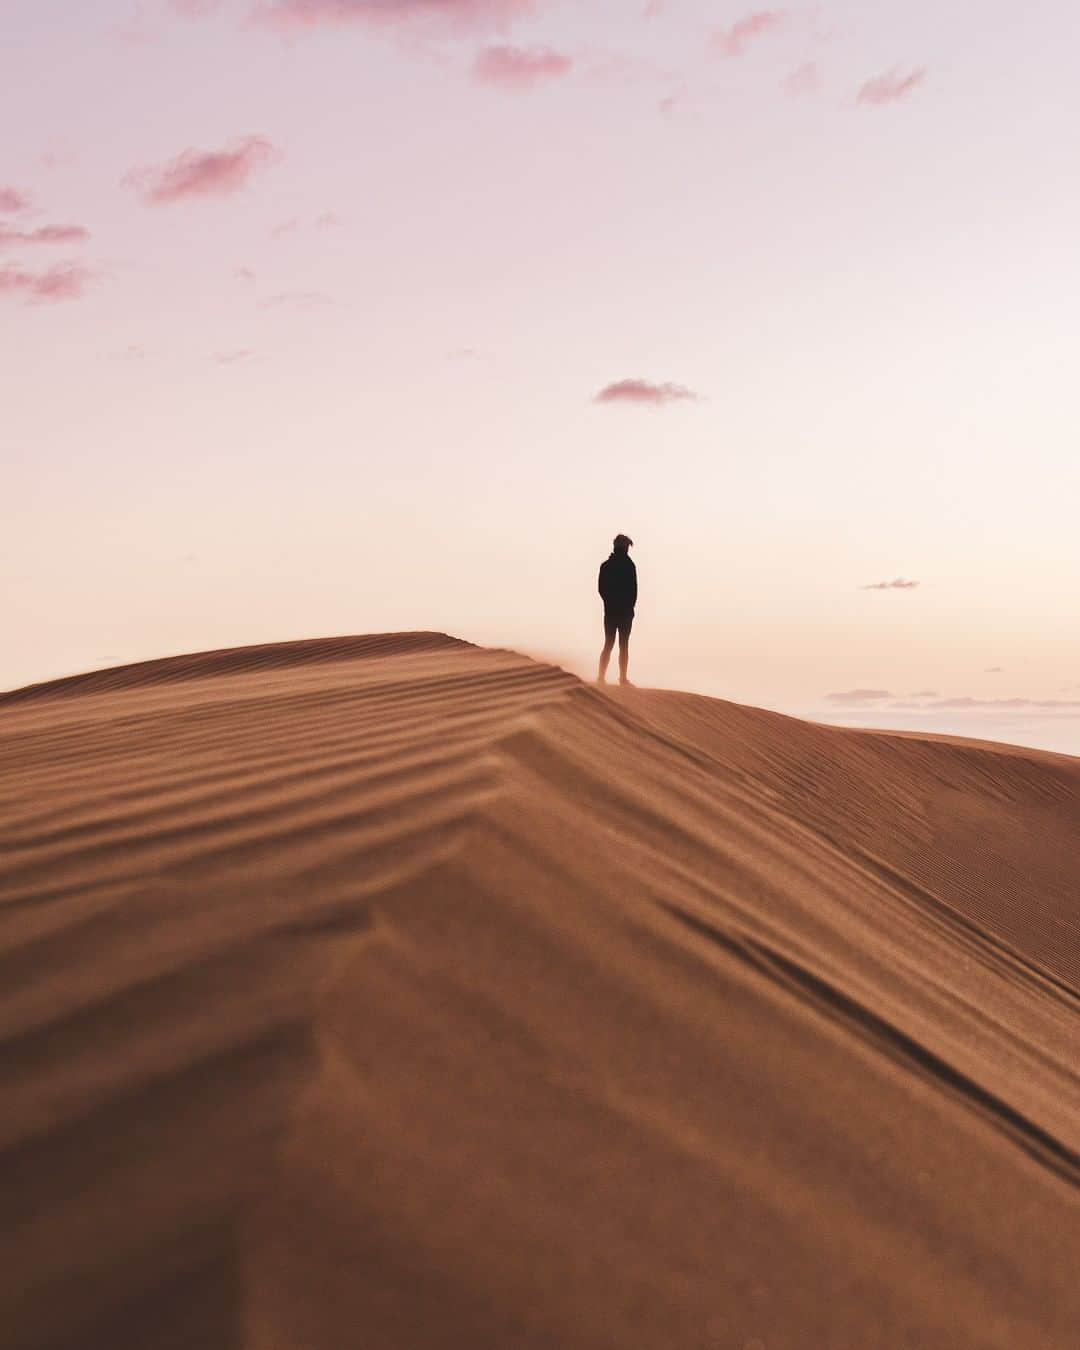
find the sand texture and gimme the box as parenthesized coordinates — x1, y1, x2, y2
(2, 634, 1077, 1349)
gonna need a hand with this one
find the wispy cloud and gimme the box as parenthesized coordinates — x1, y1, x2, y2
(783, 61, 819, 96)
(0, 187, 31, 213)
(857, 68, 927, 106)
(113, 3, 158, 46)
(926, 696, 1080, 711)
(258, 290, 331, 308)
(234, 266, 257, 282)
(862, 578, 920, 591)
(126, 136, 279, 205)
(0, 262, 96, 303)
(211, 348, 257, 364)
(170, 0, 225, 15)
(594, 378, 700, 407)
(474, 44, 573, 90)
(254, 0, 536, 33)
(0, 224, 90, 248)
(714, 11, 788, 59)
(42, 144, 78, 171)
(825, 689, 893, 706)
(271, 213, 342, 238)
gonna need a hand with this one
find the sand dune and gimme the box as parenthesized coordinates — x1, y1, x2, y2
(2, 634, 1077, 1349)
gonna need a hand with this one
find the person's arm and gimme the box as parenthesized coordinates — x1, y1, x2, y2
(630, 561, 638, 609)
(598, 562, 608, 601)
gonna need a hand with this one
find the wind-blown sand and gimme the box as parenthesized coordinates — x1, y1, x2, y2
(2, 634, 1077, 1349)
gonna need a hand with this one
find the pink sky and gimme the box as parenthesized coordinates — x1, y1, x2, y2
(5, 0, 1080, 753)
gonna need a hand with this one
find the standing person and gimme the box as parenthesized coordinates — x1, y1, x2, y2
(597, 534, 637, 686)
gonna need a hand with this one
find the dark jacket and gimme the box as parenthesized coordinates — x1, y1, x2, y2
(598, 551, 637, 616)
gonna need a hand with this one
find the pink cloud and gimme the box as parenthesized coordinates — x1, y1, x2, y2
(826, 689, 892, 706)
(927, 697, 1080, 711)
(125, 136, 279, 205)
(715, 10, 788, 59)
(0, 224, 90, 248)
(42, 144, 79, 172)
(594, 378, 700, 407)
(259, 290, 331, 308)
(857, 68, 927, 106)
(783, 61, 819, 96)
(211, 349, 257, 364)
(234, 266, 257, 282)
(0, 187, 31, 213)
(0, 262, 96, 303)
(171, 0, 225, 14)
(474, 44, 572, 90)
(862, 578, 920, 590)
(254, 0, 535, 33)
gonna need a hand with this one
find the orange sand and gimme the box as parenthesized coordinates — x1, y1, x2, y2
(2, 634, 1077, 1348)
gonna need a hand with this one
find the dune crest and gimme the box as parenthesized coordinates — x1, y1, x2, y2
(1, 635, 1077, 1349)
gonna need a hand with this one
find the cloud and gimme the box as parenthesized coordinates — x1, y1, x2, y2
(211, 349, 257, 363)
(0, 262, 96, 303)
(0, 224, 90, 248)
(985, 666, 1004, 674)
(474, 44, 573, 89)
(926, 697, 1080, 711)
(271, 213, 342, 238)
(113, 4, 158, 45)
(911, 690, 938, 699)
(171, 0, 225, 14)
(862, 578, 920, 590)
(783, 61, 819, 96)
(0, 187, 31, 213)
(594, 378, 700, 407)
(42, 144, 78, 171)
(825, 689, 893, 706)
(126, 136, 279, 205)
(254, 0, 535, 33)
(857, 68, 927, 106)
(234, 266, 257, 282)
(714, 11, 788, 59)
(259, 290, 331, 308)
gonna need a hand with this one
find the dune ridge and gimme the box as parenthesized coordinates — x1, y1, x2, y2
(1, 634, 1077, 1349)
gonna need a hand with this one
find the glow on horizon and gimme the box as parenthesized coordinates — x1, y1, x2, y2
(4, 0, 1080, 754)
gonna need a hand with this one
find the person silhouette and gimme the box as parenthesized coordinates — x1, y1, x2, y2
(597, 534, 637, 686)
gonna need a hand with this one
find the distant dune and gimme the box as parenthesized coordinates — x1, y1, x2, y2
(2, 634, 1077, 1349)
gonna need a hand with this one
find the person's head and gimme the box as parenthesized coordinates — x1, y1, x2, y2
(613, 533, 633, 553)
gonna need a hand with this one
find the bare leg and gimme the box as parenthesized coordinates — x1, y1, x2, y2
(618, 616, 632, 685)
(598, 614, 617, 683)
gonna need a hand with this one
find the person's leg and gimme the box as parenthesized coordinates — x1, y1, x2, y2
(598, 612, 617, 682)
(618, 615, 633, 684)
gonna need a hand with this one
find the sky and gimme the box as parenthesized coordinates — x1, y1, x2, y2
(4, 0, 1080, 753)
